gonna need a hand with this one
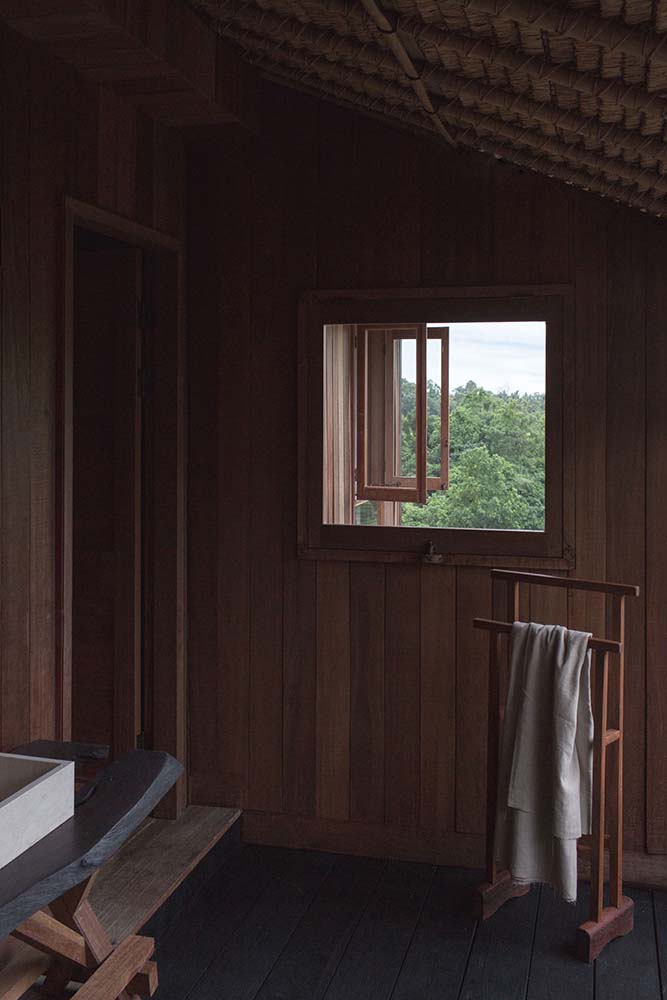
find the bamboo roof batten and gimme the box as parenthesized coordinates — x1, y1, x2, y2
(189, 0, 667, 215)
(357, 0, 458, 144)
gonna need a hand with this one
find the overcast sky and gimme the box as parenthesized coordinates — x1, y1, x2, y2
(402, 322, 546, 395)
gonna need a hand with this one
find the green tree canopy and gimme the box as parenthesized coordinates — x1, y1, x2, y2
(400, 380, 545, 530)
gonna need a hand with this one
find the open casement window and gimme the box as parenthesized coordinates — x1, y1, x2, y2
(307, 287, 573, 565)
(356, 324, 449, 511)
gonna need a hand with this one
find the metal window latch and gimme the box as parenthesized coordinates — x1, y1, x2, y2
(422, 541, 445, 564)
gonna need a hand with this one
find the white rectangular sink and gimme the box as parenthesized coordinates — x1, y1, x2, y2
(0, 753, 75, 870)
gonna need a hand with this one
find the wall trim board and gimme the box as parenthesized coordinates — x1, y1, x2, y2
(241, 811, 667, 890)
(241, 810, 485, 868)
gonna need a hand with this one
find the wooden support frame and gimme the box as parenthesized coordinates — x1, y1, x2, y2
(8, 876, 158, 1000)
(472, 569, 639, 962)
(59, 199, 187, 817)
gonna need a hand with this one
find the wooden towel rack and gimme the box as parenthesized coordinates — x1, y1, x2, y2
(472, 568, 640, 962)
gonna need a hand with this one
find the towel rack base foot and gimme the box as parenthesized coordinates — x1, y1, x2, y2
(575, 895, 634, 963)
(472, 870, 531, 921)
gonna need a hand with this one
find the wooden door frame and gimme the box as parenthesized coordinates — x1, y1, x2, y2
(59, 197, 187, 816)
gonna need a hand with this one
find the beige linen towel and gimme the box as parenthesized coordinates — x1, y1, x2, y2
(493, 621, 593, 902)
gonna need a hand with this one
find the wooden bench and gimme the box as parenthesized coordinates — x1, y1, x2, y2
(0, 742, 182, 999)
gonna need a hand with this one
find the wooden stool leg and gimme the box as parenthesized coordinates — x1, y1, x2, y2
(10, 876, 156, 998)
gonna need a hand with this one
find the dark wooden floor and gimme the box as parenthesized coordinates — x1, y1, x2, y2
(148, 844, 667, 1000)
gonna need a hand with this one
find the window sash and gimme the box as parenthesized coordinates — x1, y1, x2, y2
(356, 323, 428, 504)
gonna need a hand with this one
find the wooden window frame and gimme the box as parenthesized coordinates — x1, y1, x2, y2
(356, 323, 428, 504)
(299, 285, 574, 567)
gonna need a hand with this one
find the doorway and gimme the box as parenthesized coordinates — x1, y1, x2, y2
(71, 229, 145, 758)
(59, 199, 187, 814)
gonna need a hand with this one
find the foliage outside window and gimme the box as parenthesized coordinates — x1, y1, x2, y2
(325, 321, 546, 533)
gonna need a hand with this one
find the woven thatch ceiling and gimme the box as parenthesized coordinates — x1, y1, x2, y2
(188, 0, 667, 216)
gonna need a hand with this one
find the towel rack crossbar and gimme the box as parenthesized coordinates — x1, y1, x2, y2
(473, 618, 622, 654)
(490, 569, 639, 597)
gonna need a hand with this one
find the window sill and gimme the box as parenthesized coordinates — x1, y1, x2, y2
(298, 543, 575, 570)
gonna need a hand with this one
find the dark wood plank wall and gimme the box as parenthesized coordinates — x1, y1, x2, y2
(0, 25, 185, 749)
(188, 79, 667, 873)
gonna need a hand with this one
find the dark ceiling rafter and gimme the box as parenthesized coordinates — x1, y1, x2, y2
(188, 0, 667, 216)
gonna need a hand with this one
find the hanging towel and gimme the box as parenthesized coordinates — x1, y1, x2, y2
(493, 621, 594, 903)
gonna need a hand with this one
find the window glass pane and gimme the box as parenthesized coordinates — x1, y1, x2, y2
(354, 500, 379, 525)
(365, 331, 416, 489)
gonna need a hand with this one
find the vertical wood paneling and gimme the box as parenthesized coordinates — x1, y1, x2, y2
(645, 225, 667, 854)
(350, 563, 385, 823)
(246, 94, 289, 812)
(280, 91, 319, 818)
(420, 147, 492, 286)
(316, 561, 351, 820)
(216, 133, 253, 804)
(606, 214, 647, 853)
(28, 46, 61, 739)
(385, 565, 421, 826)
(0, 24, 185, 759)
(176, 80, 667, 866)
(570, 197, 607, 638)
(316, 103, 361, 289)
(186, 147, 221, 792)
(456, 568, 492, 835)
(491, 165, 534, 285)
(1, 31, 32, 749)
(283, 558, 317, 815)
(354, 122, 421, 288)
(420, 564, 456, 832)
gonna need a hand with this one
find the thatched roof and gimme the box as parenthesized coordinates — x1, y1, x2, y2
(188, 0, 667, 216)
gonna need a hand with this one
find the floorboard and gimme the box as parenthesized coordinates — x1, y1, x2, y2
(458, 884, 541, 1000)
(14, 846, 667, 1000)
(184, 849, 335, 1000)
(391, 867, 479, 1000)
(153, 845, 295, 1000)
(652, 889, 667, 999)
(321, 860, 436, 1000)
(526, 884, 594, 999)
(254, 855, 386, 1000)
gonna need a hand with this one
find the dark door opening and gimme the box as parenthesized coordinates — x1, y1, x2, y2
(71, 228, 145, 758)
